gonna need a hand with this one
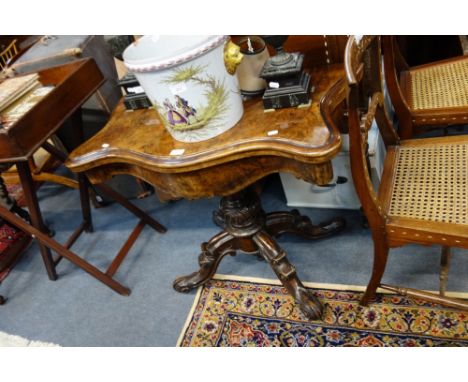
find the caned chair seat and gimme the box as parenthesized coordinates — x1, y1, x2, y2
(379, 135, 468, 247)
(406, 57, 468, 111)
(384, 36, 468, 138)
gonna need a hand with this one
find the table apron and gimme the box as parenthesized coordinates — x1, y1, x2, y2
(82, 155, 333, 201)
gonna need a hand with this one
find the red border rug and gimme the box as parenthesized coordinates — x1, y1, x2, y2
(178, 276, 468, 347)
(0, 222, 31, 282)
(1, 183, 29, 282)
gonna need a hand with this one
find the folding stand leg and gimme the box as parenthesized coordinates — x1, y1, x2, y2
(93, 183, 167, 234)
(90, 182, 167, 277)
(2, 152, 167, 297)
(44, 176, 167, 293)
(1, 110, 167, 299)
(16, 161, 57, 281)
(0, 204, 131, 295)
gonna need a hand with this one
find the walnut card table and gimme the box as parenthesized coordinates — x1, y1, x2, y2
(67, 65, 346, 319)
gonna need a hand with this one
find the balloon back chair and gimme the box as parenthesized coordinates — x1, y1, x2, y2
(383, 35, 468, 139)
(339, 35, 468, 310)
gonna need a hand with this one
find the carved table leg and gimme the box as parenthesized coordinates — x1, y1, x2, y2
(173, 231, 238, 292)
(265, 209, 345, 240)
(175, 188, 264, 293)
(253, 230, 322, 319)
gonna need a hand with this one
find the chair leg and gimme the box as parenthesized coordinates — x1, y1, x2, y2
(399, 118, 414, 140)
(439, 246, 452, 296)
(360, 237, 389, 306)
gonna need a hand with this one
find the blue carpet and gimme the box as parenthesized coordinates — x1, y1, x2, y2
(0, 174, 467, 346)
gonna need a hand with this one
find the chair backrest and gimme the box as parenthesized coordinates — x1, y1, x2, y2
(284, 35, 348, 67)
(398, 36, 464, 66)
(0, 39, 18, 70)
(381, 36, 413, 128)
(232, 35, 347, 68)
(344, 36, 399, 230)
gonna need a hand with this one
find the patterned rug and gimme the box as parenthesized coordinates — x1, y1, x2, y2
(178, 276, 468, 347)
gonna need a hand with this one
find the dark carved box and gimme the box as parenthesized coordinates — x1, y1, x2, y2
(262, 71, 311, 109)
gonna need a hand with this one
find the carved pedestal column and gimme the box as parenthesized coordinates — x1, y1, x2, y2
(174, 186, 344, 320)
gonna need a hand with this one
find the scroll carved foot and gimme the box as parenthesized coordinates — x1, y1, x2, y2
(173, 231, 237, 293)
(253, 230, 323, 320)
(266, 209, 345, 240)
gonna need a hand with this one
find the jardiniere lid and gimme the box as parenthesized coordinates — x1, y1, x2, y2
(123, 35, 229, 73)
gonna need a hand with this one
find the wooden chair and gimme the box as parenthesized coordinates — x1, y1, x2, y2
(340, 35, 468, 310)
(0, 39, 18, 71)
(383, 35, 468, 139)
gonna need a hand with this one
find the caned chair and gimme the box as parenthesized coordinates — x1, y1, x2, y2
(383, 35, 468, 139)
(340, 35, 468, 310)
(0, 39, 18, 71)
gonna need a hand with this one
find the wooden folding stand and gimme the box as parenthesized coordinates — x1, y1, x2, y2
(35, 131, 167, 296)
(0, 58, 166, 302)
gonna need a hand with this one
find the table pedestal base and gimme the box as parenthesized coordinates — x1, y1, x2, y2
(173, 186, 344, 320)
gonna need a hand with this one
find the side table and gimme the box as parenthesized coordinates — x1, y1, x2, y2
(0, 59, 105, 282)
(67, 64, 346, 319)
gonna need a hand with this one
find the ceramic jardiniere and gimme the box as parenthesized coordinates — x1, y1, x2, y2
(123, 35, 244, 143)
